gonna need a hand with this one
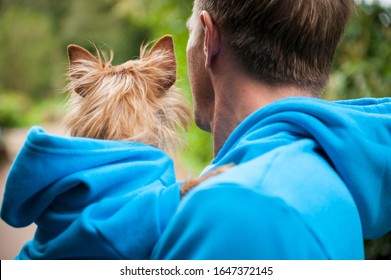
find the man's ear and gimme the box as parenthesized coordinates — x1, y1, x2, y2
(200, 10, 220, 68)
(149, 35, 177, 90)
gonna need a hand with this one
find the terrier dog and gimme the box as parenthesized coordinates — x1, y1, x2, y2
(65, 35, 231, 197)
(65, 35, 191, 153)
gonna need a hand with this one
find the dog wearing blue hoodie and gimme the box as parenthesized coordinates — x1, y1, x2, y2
(0, 35, 226, 259)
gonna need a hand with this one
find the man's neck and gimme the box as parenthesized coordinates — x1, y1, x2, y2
(211, 74, 313, 156)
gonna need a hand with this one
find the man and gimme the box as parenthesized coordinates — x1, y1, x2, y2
(151, 0, 391, 259)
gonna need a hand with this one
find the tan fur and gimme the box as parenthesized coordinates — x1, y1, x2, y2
(64, 35, 192, 153)
(180, 164, 234, 198)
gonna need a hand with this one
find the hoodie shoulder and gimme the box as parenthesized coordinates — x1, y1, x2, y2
(215, 97, 391, 239)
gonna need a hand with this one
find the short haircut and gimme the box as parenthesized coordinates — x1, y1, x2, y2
(196, 0, 355, 95)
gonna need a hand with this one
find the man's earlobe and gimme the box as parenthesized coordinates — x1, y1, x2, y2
(200, 10, 220, 68)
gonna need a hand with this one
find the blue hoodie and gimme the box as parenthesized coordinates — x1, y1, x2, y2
(1, 127, 180, 259)
(151, 97, 391, 260)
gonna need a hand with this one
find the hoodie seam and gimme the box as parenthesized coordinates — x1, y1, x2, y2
(192, 149, 333, 259)
(258, 151, 333, 259)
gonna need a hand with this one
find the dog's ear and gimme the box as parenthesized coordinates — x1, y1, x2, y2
(67, 44, 98, 68)
(149, 35, 177, 90)
(67, 44, 99, 96)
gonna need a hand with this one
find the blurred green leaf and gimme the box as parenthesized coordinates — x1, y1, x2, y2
(324, 3, 391, 100)
(0, 91, 31, 127)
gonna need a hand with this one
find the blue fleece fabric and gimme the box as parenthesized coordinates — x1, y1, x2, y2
(151, 97, 391, 260)
(1, 127, 180, 259)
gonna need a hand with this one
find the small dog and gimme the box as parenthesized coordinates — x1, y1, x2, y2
(65, 35, 231, 197)
(65, 35, 191, 153)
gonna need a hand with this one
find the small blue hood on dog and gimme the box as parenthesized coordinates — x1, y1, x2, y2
(1, 127, 180, 259)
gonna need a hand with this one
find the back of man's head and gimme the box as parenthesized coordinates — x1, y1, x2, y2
(196, 0, 355, 96)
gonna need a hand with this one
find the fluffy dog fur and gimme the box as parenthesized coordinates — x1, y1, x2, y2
(64, 35, 191, 153)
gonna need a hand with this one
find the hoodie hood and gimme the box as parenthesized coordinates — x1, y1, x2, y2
(1, 127, 180, 259)
(213, 97, 391, 239)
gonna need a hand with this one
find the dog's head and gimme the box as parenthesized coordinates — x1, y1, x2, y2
(64, 35, 192, 152)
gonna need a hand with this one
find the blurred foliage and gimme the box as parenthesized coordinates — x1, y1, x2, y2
(61, 0, 151, 64)
(0, 91, 31, 127)
(0, 0, 390, 259)
(0, 5, 61, 100)
(324, 2, 391, 100)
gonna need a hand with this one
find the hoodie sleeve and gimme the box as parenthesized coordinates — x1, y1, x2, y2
(152, 186, 329, 260)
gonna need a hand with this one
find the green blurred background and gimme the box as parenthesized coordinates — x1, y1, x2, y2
(0, 0, 390, 259)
